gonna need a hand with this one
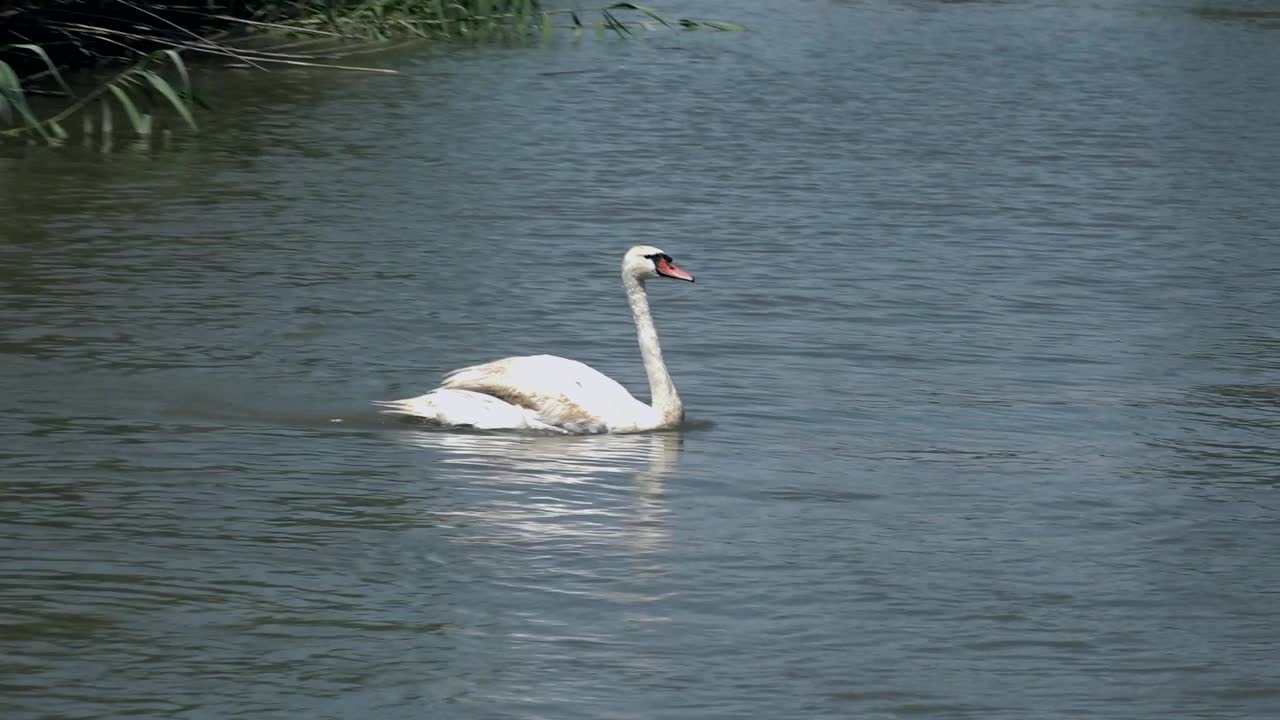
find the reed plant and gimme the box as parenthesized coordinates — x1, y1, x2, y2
(0, 1, 744, 146)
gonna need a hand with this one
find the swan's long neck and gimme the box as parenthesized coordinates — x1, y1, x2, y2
(624, 273, 683, 426)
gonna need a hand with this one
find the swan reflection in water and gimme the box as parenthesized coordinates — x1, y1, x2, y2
(392, 429, 683, 567)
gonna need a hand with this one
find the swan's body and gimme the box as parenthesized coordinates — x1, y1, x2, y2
(376, 246, 695, 434)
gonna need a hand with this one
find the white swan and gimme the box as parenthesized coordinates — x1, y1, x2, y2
(375, 245, 695, 434)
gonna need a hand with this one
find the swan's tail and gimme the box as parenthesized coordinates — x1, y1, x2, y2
(371, 396, 436, 416)
(374, 389, 563, 432)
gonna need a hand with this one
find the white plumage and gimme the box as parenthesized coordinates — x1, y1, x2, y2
(375, 245, 695, 434)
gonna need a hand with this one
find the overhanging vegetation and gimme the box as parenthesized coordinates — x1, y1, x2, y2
(0, 1, 745, 145)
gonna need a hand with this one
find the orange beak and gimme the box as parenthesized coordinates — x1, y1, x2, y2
(656, 257, 695, 282)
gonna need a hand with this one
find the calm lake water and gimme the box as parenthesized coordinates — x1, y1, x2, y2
(3, 1, 1280, 717)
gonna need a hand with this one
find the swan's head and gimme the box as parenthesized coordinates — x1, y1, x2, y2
(623, 245, 695, 283)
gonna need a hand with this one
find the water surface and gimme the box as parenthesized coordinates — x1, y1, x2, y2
(3, 1, 1279, 717)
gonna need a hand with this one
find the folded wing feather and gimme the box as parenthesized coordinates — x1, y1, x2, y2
(440, 354, 644, 433)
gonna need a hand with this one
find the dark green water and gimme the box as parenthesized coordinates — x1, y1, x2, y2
(3, 1, 1279, 717)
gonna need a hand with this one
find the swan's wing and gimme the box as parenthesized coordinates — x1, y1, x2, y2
(374, 389, 569, 432)
(440, 354, 645, 432)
